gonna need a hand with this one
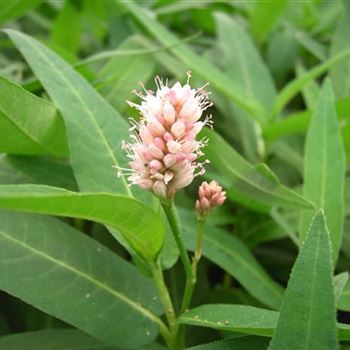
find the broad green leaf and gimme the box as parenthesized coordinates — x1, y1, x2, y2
(180, 209, 283, 309)
(51, 1, 81, 54)
(0, 211, 163, 348)
(0, 74, 68, 158)
(97, 36, 155, 112)
(263, 96, 350, 142)
(119, 0, 264, 122)
(0, 329, 167, 350)
(6, 30, 132, 195)
(203, 128, 313, 209)
(0, 0, 42, 24)
(215, 12, 275, 161)
(299, 81, 345, 262)
(0, 184, 165, 261)
(180, 303, 349, 341)
(270, 212, 338, 350)
(187, 336, 269, 350)
(272, 47, 350, 117)
(0, 329, 119, 350)
(330, 9, 350, 99)
(250, 0, 287, 44)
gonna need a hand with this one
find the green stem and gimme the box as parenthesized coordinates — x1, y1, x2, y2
(149, 261, 177, 348)
(161, 201, 193, 296)
(176, 218, 206, 347)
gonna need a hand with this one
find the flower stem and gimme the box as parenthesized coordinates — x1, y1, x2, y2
(149, 261, 177, 348)
(161, 200, 193, 297)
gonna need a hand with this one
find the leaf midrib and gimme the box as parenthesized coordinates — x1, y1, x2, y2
(10, 31, 131, 196)
(0, 229, 159, 325)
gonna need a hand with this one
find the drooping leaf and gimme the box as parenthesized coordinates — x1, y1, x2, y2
(119, 0, 264, 122)
(0, 74, 68, 158)
(270, 211, 338, 350)
(299, 81, 345, 262)
(203, 128, 313, 209)
(186, 336, 269, 350)
(0, 211, 163, 348)
(0, 184, 165, 261)
(180, 209, 283, 309)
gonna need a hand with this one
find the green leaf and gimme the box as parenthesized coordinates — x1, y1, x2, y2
(263, 96, 350, 142)
(0, 211, 163, 348)
(180, 209, 283, 309)
(0, 74, 68, 158)
(119, 0, 264, 122)
(179, 303, 349, 341)
(180, 304, 278, 336)
(0, 0, 42, 24)
(272, 47, 350, 116)
(5, 29, 131, 195)
(0, 184, 165, 261)
(187, 336, 269, 350)
(330, 9, 350, 99)
(214, 12, 275, 160)
(203, 128, 313, 209)
(338, 280, 350, 312)
(0, 329, 166, 350)
(4, 155, 78, 191)
(270, 211, 338, 350)
(334, 272, 349, 304)
(250, 0, 288, 44)
(299, 81, 345, 262)
(51, 1, 81, 54)
(0, 329, 119, 350)
(97, 36, 155, 112)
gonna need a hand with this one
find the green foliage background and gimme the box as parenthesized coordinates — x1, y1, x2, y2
(0, 0, 350, 349)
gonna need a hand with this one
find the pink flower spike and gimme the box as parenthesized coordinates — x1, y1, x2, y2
(118, 74, 212, 199)
(196, 180, 226, 217)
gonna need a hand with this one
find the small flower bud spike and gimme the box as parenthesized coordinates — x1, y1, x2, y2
(196, 180, 226, 217)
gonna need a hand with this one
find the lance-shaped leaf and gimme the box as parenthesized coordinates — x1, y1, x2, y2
(187, 336, 269, 350)
(180, 209, 283, 309)
(0, 184, 165, 261)
(214, 12, 276, 161)
(0, 75, 68, 158)
(0, 211, 163, 348)
(299, 81, 345, 262)
(338, 280, 350, 311)
(270, 212, 338, 350)
(119, 0, 264, 122)
(202, 128, 313, 209)
(179, 304, 350, 341)
(6, 29, 132, 195)
(0, 329, 166, 350)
